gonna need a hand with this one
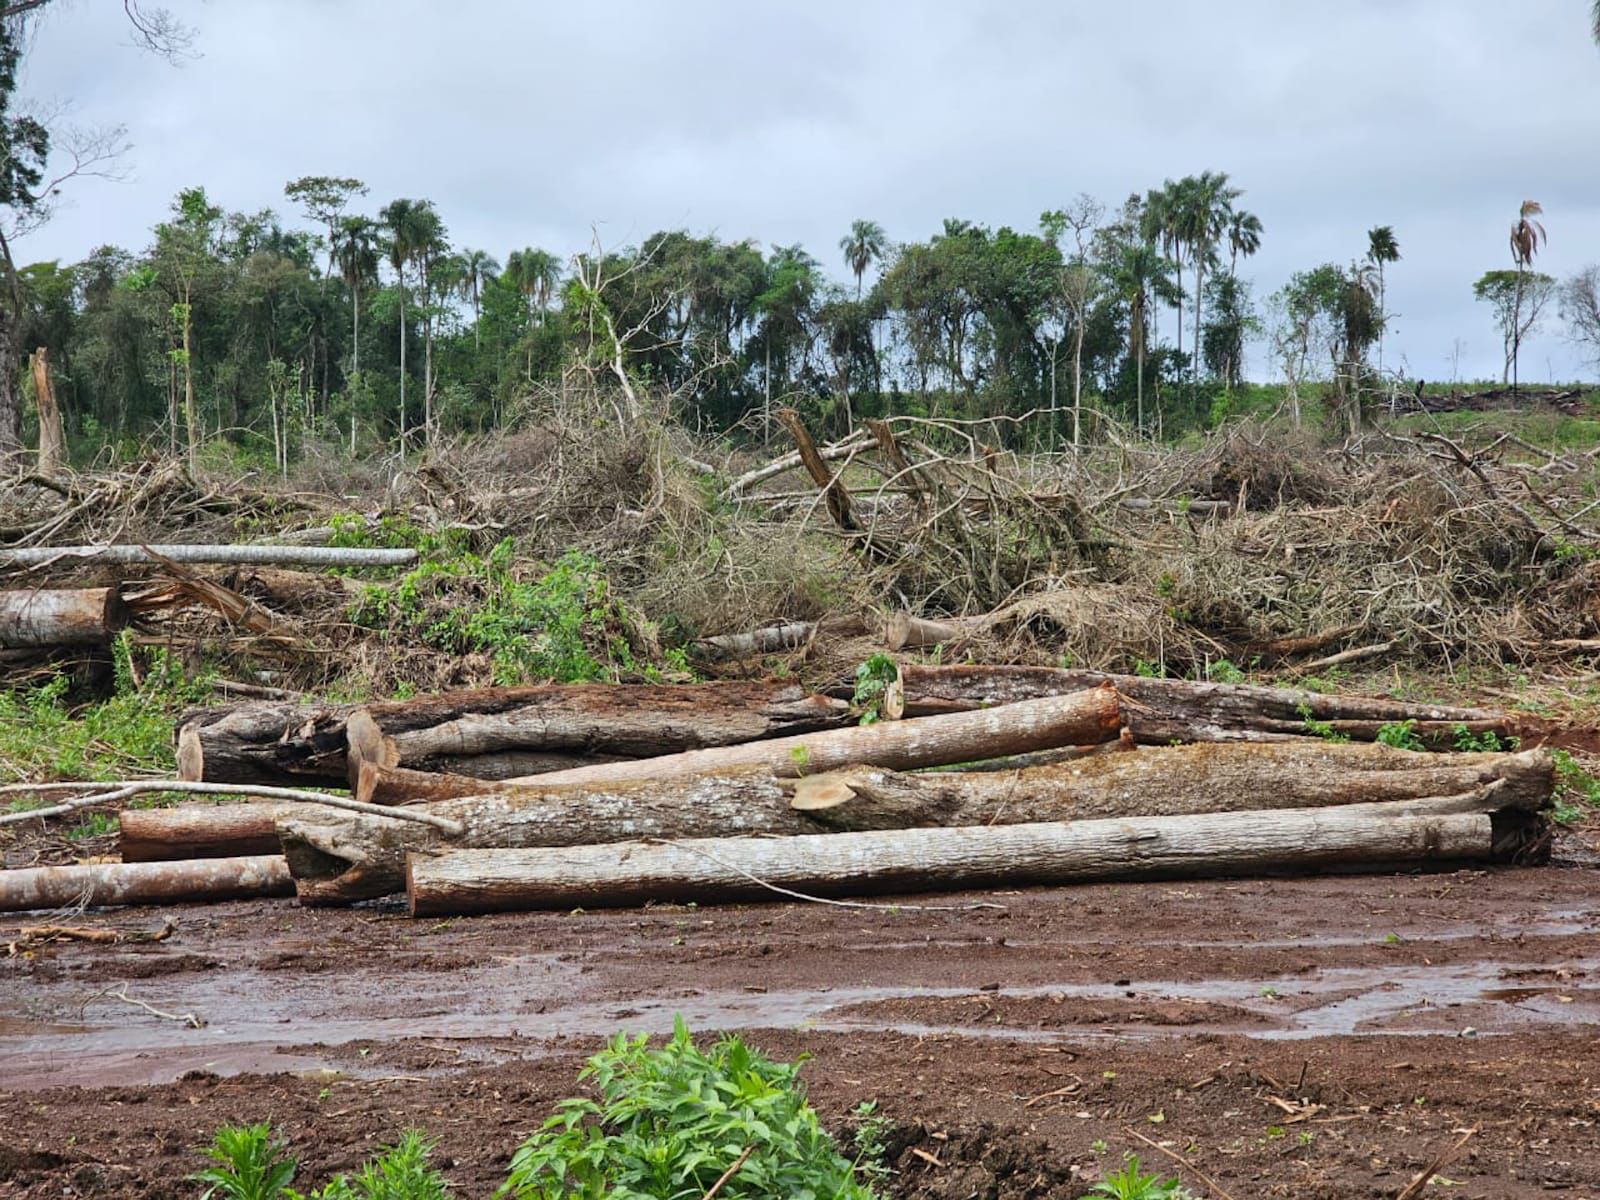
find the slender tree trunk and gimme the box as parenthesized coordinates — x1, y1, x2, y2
(1072, 311, 1085, 449)
(30, 347, 63, 476)
(396, 266, 407, 450)
(181, 288, 198, 471)
(1193, 254, 1205, 381)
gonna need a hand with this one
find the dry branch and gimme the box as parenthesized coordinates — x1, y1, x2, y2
(0, 543, 417, 568)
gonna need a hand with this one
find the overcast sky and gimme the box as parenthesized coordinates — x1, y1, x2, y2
(16, 0, 1600, 383)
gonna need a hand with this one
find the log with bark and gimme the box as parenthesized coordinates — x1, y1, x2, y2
(341, 681, 851, 787)
(695, 622, 816, 659)
(0, 587, 127, 647)
(515, 685, 1126, 787)
(280, 769, 811, 905)
(30, 346, 64, 478)
(285, 737, 1546, 904)
(178, 681, 847, 787)
(404, 799, 1510, 916)
(891, 664, 1512, 745)
(884, 613, 984, 652)
(0, 855, 292, 913)
(791, 743, 1553, 826)
(119, 803, 292, 862)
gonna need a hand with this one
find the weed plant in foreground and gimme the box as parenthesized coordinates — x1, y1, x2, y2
(192, 1022, 883, 1199)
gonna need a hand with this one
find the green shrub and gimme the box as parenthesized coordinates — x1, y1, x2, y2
(1376, 719, 1425, 751)
(1453, 723, 1512, 753)
(499, 1018, 876, 1200)
(193, 1125, 449, 1200)
(352, 544, 639, 686)
(1552, 749, 1600, 826)
(851, 654, 898, 725)
(1089, 1155, 1192, 1200)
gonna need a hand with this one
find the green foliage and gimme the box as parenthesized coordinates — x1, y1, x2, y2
(499, 1018, 876, 1200)
(1204, 659, 1246, 684)
(193, 1123, 298, 1200)
(1088, 1155, 1190, 1200)
(1376, 719, 1425, 751)
(1296, 703, 1350, 744)
(851, 654, 899, 725)
(193, 1125, 450, 1200)
(0, 635, 210, 787)
(68, 811, 118, 841)
(848, 1100, 894, 1191)
(1552, 749, 1600, 826)
(352, 545, 637, 685)
(1453, 723, 1512, 753)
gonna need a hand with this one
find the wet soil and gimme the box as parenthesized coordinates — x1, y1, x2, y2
(2, 840, 1599, 1198)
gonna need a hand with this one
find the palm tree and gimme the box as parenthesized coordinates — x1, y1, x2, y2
(378, 198, 428, 443)
(1176, 170, 1241, 379)
(839, 219, 887, 299)
(1142, 186, 1185, 359)
(1111, 242, 1172, 430)
(1509, 200, 1547, 395)
(1227, 210, 1263, 277)
(331, 215, 378, 375)
(505, 247, 562, 322)
(1365, 225, 1401, 372)
(459, 248, 499, 349)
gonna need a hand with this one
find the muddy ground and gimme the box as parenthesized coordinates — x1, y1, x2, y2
(2, 837, 1599, 1199)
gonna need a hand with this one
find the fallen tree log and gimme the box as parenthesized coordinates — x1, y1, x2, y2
(342, 681, 851, 787)
(884, 613, 984, 651)
(405, 802, 1505, 916)
(792, 743, 1553, 826)
(0, 544, 417, 568)
(281, 769, 813, 905)
(356, 762, 508, 806)
(891, 664, 1511, 745)
(119, 804, 291, 862)
(0, 855, 291, 912)
(0, 587, 126, 647)
(178, 681, 844, 787)
(517, 686, 1126, 787)
(695, 622, 816, 659)
(291, 737, 1546, 904)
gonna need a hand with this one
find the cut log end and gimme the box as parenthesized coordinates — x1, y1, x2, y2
(790, 774, 860, 811)
(176, 727, 204, 782)
(344, 708, 400, 789)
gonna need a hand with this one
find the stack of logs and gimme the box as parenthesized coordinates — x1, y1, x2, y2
(0, 665, 1555, 916)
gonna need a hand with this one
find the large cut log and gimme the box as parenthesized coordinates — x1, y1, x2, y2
(341, 681, 850, 787)
(695, 622, 817, 659)
(0, 855, 291, 912)
(892, 664, 1512, 745)
(0, 544, 417, 568)
(516, 686, 1127, 787)
(280, 769, 812, 905)
(119, 804, 292, 862)
(293, 737, 1543, 904)
(793, 743, 1554, 826)
(405, 803, 1499, 916)
(179, 682, 848, 787)
(0, 587, 126, 648)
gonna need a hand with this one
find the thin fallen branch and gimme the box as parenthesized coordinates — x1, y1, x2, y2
(1393, 1126, 1479, 1200)
(0, 543, 417, 568)
(1122, 1127, 1240, 1200)
(0, 780, 464, 835)
(699, 1145, 755, 1200)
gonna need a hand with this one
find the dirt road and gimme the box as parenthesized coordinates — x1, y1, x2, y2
(3, 842, 1598, 1198)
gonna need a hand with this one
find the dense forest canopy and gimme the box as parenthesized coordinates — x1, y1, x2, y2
(1, 4, 1597, 468)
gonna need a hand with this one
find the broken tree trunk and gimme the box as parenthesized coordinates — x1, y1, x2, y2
(0, 587, 126, 648)
(0, 544, 417, 568)
(341, 681, 851, 788)
(177, 700, 357, 787)
(777, 407, 860, 532)
(884, 612, 985, 651)
(357, 762, 508, 806)
(30, 346, 63, 478)
(280, 769, 813, 905)
(0, 855, 292, 912)
(892, 664, 1511, 745)
(405, 802, 1499, 915)
(119, 804, 291, 862)
(791, 743, 1553, 827)
(516, 686, 1126, 787)
(722, 430, 873, 500)
(695, 622, 816, 659)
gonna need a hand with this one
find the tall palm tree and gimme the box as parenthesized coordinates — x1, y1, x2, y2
(505, 247, 562, 322)
(1111, 242, 1174, 430)
(1365, 225, 1401, 372)
(1177, 170, 1241, 379)
(378, 198, 427, 442)
(460, 249, 499, 349)
(1509, 200, 1547, 395)
(1227, 210, 1263, 277)
(839, 219, 887, 299)
(1142, 186, 1185, 358)
(331, 215, 378, 375)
